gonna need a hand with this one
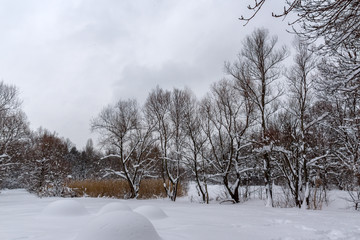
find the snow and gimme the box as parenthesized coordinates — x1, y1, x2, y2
(98, 202, 132, 215)
(75, 211, 161, 240)
(134, 205, 168, 220)
(0, 188, 360, 240)
(42, 199, 89, 216)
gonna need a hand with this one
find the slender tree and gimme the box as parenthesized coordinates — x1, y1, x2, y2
(200, 79, 253, 203)
(181, 89, 210, 203)
(284, 38, 320, 208)
(226, 28, 288, 206)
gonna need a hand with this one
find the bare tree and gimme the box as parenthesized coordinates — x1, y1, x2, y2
(180, 89, 210, 203)
(241, 1, 360, 70)
(200, 79, 253, 203)
(0, 82, 21, 114)
(0, 82, 25, 154)
(226, 28, 288, 206)
(91, 99, 156, 198)
(240, 0, 360, 49)
(283, 38, 323, 208)
(0, 82, 30, 188)
(145, 87, 173, 199)
(144, 87, 189, 201)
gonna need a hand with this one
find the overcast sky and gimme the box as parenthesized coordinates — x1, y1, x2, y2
(0, 0, 294, 149)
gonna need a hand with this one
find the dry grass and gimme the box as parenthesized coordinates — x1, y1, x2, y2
(67, 179, 187, 199)
(138, 179, 167, 199)
(67, 179, 130, 198)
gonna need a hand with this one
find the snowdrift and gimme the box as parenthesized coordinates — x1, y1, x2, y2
(42, 199, 89, 216)
(134, 205, 167, 220)
(75, 211, 161, 240)
(98, 202, 132, 215)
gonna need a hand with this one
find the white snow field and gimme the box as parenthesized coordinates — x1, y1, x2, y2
(42, 199, 89, 216)
(0, 188, 360, 240)
(75, 211, 161, 240)
(98, 202, 132, 215)
(134, 205, 168, 220)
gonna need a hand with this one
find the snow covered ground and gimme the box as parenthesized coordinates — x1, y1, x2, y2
(0, 187, 359, 240)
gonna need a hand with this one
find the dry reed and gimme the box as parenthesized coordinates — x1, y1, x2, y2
(67, 179, 187, 199)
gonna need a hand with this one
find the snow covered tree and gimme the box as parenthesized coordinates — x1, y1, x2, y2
(316, 52, 360, 193)
(27, 129, 71, 196)
(181, 89, 210, 203)
(275, 38, 328, 208)
(81, 139, 101, 179)
(65, 139, 101, 180)
(65, 146, 83, 180)
(226, 28, 288, 206)
(167, 88, 190, 200)
(91, 99, 157, 199)
(200, 79, 254, 203)
(0, 82, 30, 189)
(144, 87, 189, 201)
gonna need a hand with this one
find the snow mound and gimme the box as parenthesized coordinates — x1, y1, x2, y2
(134, 205, 167, 220)
(98, 202, 132, 215)
(42, 199, 88, 216)
(75, 211, 161, 240)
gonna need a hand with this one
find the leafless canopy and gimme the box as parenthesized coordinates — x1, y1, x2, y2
(240, 0, 360, 51)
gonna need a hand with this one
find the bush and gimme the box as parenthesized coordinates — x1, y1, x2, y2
(67, 179, 187, 199)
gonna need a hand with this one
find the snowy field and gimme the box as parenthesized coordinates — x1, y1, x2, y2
(0, 188, 360, 240)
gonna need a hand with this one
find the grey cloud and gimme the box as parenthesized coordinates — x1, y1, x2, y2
(113, 60, 220, 104)
(0, 0, 292, 148)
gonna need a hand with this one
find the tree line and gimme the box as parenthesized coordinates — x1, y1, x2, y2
(89, 28, 358, 208)
(0, 26, 357, 209)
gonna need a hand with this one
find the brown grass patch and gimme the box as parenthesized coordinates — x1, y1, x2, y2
(67, 179, 187, 199)
(67, 179, 130, 198)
